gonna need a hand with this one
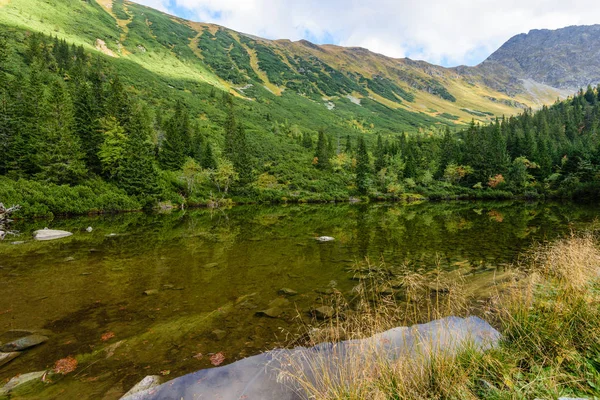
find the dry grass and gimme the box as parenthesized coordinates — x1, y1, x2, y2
(277, 233, 600, 399)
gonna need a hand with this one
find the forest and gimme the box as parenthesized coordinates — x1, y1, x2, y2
(1, 32, 600, 217)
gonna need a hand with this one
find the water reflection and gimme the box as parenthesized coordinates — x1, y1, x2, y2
(0, 201, 598, 399)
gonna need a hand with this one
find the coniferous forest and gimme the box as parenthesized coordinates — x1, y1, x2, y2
(1, 32, 600, 217)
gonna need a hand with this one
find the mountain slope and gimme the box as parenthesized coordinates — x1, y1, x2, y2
(458, 25, 600, 103)
(0, 0, 573, 129)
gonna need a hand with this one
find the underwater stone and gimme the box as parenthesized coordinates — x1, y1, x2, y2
(0, 334, 48, 352)
(0, 370, 46, 396)
(311, 306, 335, 320)
(0, 352, 20, 368)
(278, 288, 298, 296)
(255, 307, 284, 318)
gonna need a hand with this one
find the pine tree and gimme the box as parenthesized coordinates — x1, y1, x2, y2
(106, 74, 130, 126)
(73, 80, 102, 173)
(233, 125, 252, 184)
(159, 101, 191, 170)
(374, 133, 386, 172)
(355, 136, 371, 194)
(314, 130, 330, 170)
(191, 126, 205, 165)
(301, 131, 313, 149)
(118, 105, 160, 198)
(35, 80, 87, 184)
(344, 134, 352, 154)
(222, 101, 252, 183)
(201, 142, 218, 170)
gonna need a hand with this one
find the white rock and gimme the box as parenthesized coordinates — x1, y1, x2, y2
(33, 229, 72, 241)
(120, 375, 162, 399)
(316, 236, 335, 242)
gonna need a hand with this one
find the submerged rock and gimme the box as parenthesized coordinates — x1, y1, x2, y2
(0, 334, 48, 352)
(212, 329, 227, 341)
(120, 375, 162, 400)
(0, 370, 46, 396)
(138, 316, 500, 400)
(33, 229, 72, 241)
(255, 307, 284, 318)
(311, 306, 335, 320)
(278, 288, 298, 296)
(0, 352, 20, 368)
(143, 289, 158, 296)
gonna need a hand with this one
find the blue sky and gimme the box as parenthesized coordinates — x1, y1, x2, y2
(136, 0, 600, 67)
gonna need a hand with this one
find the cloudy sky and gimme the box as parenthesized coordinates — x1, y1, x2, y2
(136, 0, 600, 67)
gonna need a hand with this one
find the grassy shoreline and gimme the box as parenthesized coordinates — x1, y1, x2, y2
(279, 233, 600, 399)
(3, 174, 599, 219)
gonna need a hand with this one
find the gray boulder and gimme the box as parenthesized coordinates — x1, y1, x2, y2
(120, 375, 162, 400)
(138, 316, 500, 400)
(33, 229, 72, 241)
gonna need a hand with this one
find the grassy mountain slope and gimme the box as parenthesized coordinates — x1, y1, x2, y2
(0, 0, 558, 129)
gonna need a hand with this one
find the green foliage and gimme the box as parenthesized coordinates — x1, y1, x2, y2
(35, 80, 88, 184)
(356, 136, 371, 194)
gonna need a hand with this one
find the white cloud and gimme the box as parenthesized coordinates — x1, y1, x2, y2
(134, 0, 600, 66)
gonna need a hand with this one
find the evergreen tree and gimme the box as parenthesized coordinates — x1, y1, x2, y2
(314, 130, 330, 170)
(223, 101, 252, 183)
(35, 80, 87, 184)
(159, 101, 191, 170)
(118, 105, 160, 198)
(374, 133, 386, 172)
(73, 80, 102, 173)
(301, 131, 313, 149)
(355, 136, 371, 194)
(201, 142, 218, 170)
(344, 134, 352, 154)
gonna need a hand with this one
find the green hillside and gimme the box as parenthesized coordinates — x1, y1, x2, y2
(0, 0, 598, 217)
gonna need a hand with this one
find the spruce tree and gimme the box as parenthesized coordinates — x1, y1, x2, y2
(374, 133, 386, 172)
(73, 80, 102, 173)
(159, 101, 191, 170)
(201, 142, 218, 170)
(314, 130, 330, 169)
(35, 80, 87, 184)
(118, 105, 160, 198)
(355, 136, 371, 194)
(344, 134, 352, 154)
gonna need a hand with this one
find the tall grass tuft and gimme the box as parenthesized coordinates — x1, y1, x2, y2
(278, 233, 600, 399)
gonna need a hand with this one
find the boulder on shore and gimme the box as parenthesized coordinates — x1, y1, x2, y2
(137, 316, 500, 400)
(33, 229, 72, 241)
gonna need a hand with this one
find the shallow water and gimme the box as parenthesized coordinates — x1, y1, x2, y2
(0, 201, 598, 398)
